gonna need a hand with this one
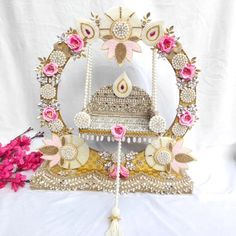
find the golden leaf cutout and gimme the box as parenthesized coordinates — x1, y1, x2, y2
(166, 163, 171, 173)
(39, 146, 59, 155)
(169, 142, 173, 151)
(61, 137, 66, 146)
(102, 35, 113, 40)
(115, 43, 126, 64)
(175, 154, 194, 163)
(129, 36, 140, 42)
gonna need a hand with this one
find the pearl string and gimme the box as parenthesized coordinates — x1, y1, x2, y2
(83, 44, 93, 108)
(152, 48, 158, 113)
(115, 140, 122, 208)
(87, 45, 93, 103)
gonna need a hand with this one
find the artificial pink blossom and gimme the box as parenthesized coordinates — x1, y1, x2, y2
(0, 163, 13, 179)
(157, 35, 176, 53)
(0, 182, 7, 189)
(66, 34, 84, 53)
(0, 128, 44, 192)
(43, 62, 59, 77)
(18, 152, 43, 171)
(42, 107, 58, 122)
(10, 173, 27, 192)
(111, 124, 126, 141)
(179, 63, 196, 81)
(109, 165, 129, 179)
(178, 111, 195, 127)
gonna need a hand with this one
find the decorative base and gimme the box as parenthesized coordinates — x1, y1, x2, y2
(30, 162, 193, 194)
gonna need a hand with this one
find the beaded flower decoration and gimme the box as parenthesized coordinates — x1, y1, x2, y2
(31, 6, 200, 195)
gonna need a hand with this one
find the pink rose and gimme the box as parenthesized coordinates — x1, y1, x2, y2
(179, 64, 196, 81)
(178, 111, 195, 127)
(157, 35, 176, 53)
(42, 107, 58, 122)
(66, 34, 84, 53)
(43, 62, 58, 77)
(109, 165, 129, 179)
(111, 124, 126, 141)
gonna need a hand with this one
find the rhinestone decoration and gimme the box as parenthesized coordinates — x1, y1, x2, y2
(172, 123, 188, 136)
(112, 21, 130, 40)
(49, 50, 67, 67)
(87, 86, 151, 115)
(60, 144, 77, 160)
(180, 88, 196, 103)
(172, 54, 188, 70)
(177, 105, 197, 116)
(30, 166, 193, 194)
(99, 151, 137, 171)
(74, 112, 91, 129)
(149, 115, 166, 133)
(41, 84, 56, 99)
(48, 120, 64, 132)
(155, 150, 172, 165)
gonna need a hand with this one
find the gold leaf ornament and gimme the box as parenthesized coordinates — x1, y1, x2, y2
(115, 43, 127, 64)
(39, 146, 59, 155)
(175, 154, 194, 163)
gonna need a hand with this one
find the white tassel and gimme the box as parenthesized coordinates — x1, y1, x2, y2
(105, 207, 123, 236)
(105, 140, 124, 236)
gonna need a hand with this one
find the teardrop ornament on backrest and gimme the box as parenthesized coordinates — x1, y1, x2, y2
(76, 19, 99, 42)
(113, 72, 132, 98)
(141, 21, 164, 46)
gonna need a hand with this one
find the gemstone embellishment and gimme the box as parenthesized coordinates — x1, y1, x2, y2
(112, 21, 130, 40)
(60, 144, 77, 160)
(41, 84, 56, 99)
(74, 112, 91, 129)
(155, 150, 172, 165)
(49, 50, 67, 67)
(172, 54, 188, 70)
(149, 115, 166, 133)
(172, 123, 188, 136)
(180, 88, 196, 103)
(48, 120, 64, 132)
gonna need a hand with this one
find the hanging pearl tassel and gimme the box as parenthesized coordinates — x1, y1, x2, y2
(105, 140, 124, 236)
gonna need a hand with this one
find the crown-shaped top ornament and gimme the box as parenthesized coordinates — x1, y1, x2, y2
(31, 6, 199, 195)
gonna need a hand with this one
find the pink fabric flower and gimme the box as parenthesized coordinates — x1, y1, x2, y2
(42, 107, 58, 122)
(157, 35, 176, 53)
(170, 139, 192, 173)
(111, 124, 126, 141)
(179, 64, 196, 81)
(109, 165, 129, 179)
(102, 39, 142, 64)
(40, 134, 62, 167)
(66, 34, 84, 53)
(10, 173, 27, 192)
(178, 111, 195, 127)
(43, 62, 58, 77)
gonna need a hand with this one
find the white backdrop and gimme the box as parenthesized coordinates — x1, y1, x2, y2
(0, 0, 236, 236)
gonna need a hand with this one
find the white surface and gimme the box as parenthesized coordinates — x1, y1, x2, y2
(0, 0, 236, 235)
